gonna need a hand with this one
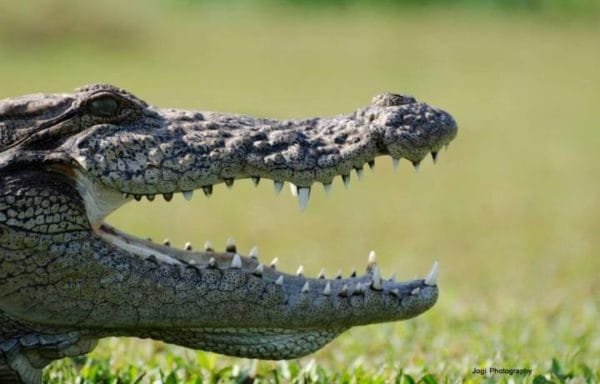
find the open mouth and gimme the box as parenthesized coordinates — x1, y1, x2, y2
(0, 84, 457, 380)
(36, 85, 455, 358)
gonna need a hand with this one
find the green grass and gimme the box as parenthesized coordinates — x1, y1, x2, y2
(1, 1, 598, 382)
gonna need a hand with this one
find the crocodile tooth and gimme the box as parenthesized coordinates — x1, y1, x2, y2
(253, 263, 264, 277)
(392, 157, 400, 171)
(368, 159, 375, 169)
(224, 178, 234, 189)
(350, 269, 357, 278)
(163, 239, 171, 246)
(342, 174, 351, 189)
(298, 187, 310, 212)
(188, 259, 196, 265)
(275, 275, 284, 286)
(367, 250, 377, 270)
(424, 261, 439, 286)
(251, 176, 260, 186)
(323, 183, 332, 195)
(431, 151, 438, 164)
(249, 246, 259, 259)
(134, 194, 142, 201)
(335, 270, 342, 279)
(208, 257, 217, 268)
(290, 183, 298, 197)
(225, 237, 236, 253)
(231, 254, 242, 269)
(323, 282, 332, 296)
(270, 257, 278, 269)
(296, 265, 304, 277)
(389, 273, 396, 282)
(317, 268, 326, 279)
(163, 192, 173, 202)
(146, 194, 155, 201)
(411, 287, 421, 295)
(371, 266, 383, 290)
(355, 167, 364, 180)
(123, 193, 130, 199)
(391, 288, 401, 297)
(274, 181, 284, 195)
(355, 282, 365, 295)
(204, 241, 214, 252)
(202, 185, 213, 197)
(301, 281, 310, 293)
(339, 284, 349, 297)
(184, 242, 193, 251)
(183, 190, 194, 201)
(412, 161, 421, 171)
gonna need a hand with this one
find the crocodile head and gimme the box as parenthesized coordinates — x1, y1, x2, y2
(0, 84, 456, 382)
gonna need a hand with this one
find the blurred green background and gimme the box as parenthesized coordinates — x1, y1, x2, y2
(1, 0, 598, 382)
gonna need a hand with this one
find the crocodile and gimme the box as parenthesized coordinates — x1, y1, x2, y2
(0, 84, 457, 383)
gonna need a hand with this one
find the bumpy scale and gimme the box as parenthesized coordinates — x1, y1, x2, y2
(0, 85, 457, 383)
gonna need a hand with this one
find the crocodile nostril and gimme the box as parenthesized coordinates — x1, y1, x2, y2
(371, 93, 416, 107)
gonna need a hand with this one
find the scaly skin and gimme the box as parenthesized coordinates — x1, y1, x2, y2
(0, 84, 457, 383)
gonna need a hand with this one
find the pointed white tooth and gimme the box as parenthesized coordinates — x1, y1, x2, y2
(411, 287, 421, 295)
(350, 269, 357, 278)
(323, 282, 332, 296)
(274, 181, 284, 195)
(339, 284, 349, 296)
(296, 265, 304, 276)
(183, 190, 194, 201)
(290, 183, 298, 197)
(249, 246, 259, 259)
(226, 237, 236, 252)
(270, 257, 279, 269)
(297, 187, 310, 212)
(163, 239, 171, 246)
(431, 152, 439, 164)
(204, 241, 214, 251)
(371, 266, 382, 290)
(188, 259, 196, 265)
(208, 257, 216, 267)
(184, 242, 193, 251)
(391, 288, 401, 297)
(335, 269, 342, 279)
(231, 254, 242, 269)
(301, 281, 310, 293)
(392, 158, 400, 171)
(413, 161, 421, 172)
(424, 261, 439, 286)
(389, 273, 397, 282)
(342, 174, 350, 189)
(356, 168, 364, 180)
(317, 268, 326, 279)
(275, 275, 284, 286)
(368, 250, 377, 266)
(323, 183, 332, 195)
(253, 263, 264, 276)
(356, 282, 365, 294)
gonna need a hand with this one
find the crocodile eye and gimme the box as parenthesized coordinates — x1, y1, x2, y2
(89, 96, 119, 117)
